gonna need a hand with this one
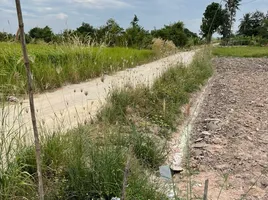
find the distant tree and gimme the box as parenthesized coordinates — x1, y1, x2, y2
(237, 11, 267, 37)
(238, 13, 252, 36)
(76, 22, 95, 36)
(200, 2, 224, 42)
(260, 19, 268, 39)
(103, 18, 124, 46)
(131, 14, 139, 27)
(218, 9, 231, 39)
(0, 31, 14, 41)
(223, 0, 242, 37)
(184, 28, 198, 38)
(152, 21, 188, 46)
(125, 15, 151, 48)
(29, 26, 54, 43)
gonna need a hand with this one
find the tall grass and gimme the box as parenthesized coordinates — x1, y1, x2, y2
(99, 49, 213, 132)
(0, 49, 213, 199)
(0, 42, 155, 94)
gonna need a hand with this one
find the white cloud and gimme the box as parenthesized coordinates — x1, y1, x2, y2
(56, 13, 68, 20)
(72, 0, 131, 9)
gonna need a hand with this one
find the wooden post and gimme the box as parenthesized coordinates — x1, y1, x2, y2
(14, 1, 44, 199)
(121, 146, 132, 200)
(203, 179, 209, 200)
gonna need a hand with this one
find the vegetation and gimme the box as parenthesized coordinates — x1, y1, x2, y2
(200, 1, 242, 42)
(213, 46, 268, 57)
(0, 15, 199, 49)
(151, 22, 195, 47)
(238, 11, 268, 39)
(224, 0, 242, 37)
(200, 2, 225, 42)
(0, 42, 155, 94)
(0, 50, 213, 199)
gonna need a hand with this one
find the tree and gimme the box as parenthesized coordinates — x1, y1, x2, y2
(218, 9, 231, 39)
(238, 13, 252, 36)
(237, 11, 267, 37)
(0, 31, 14, 41)
(131, 14, 139, 28)
(103, 18, 124, 46)
(184, 28, 198, 38)
(151, 21, 188, 47)
(125, 15, 151, 48)
(76, 22, 95, 36)
(223, 0, 242, 37)
(200, 2, 224, 42)
(29, 26, 54, 43)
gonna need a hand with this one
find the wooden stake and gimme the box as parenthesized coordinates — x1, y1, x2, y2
(203, 179, 209, 200)
(14, 1, 44, 199)
(121, 146, 132, 200)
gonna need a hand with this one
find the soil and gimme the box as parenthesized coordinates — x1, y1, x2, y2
(178, 58, 268, 200)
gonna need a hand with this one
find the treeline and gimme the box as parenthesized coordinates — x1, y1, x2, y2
(0, 15, 199, 48)
(201, 0, 268, 45)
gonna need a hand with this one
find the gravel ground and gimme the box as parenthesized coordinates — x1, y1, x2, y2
(180, 58, 268, 200)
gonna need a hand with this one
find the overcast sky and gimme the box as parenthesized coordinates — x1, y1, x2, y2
(0, 0, 267, 35)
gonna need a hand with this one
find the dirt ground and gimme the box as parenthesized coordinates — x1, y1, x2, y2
(178, 58, 268, 200)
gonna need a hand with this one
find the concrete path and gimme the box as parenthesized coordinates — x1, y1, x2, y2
(1, 50, 196, 143)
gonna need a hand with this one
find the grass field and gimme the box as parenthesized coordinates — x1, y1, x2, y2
(0, 50, 213, 199)
(0, 42, 155, 94)
(213, 46, 268, 57)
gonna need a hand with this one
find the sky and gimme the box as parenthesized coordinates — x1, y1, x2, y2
(0, 0, 267, 35)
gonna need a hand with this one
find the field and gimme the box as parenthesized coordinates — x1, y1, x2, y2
(3, 42, 268, 199)
(0, 42, 155, 94)
(213, 46, 268, 57)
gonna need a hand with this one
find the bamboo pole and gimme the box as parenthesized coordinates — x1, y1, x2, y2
(14, 1, 44, 199)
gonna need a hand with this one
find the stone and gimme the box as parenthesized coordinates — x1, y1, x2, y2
(202, 131, 212, 136)
(159, 165, 172, 180)
(192, 142, 207, 148)
(260, 178, 268, 188)
(7, 96, 19, 103)
(207, 121, 219, 131)
(215, 164, 229, 171)
(194, 138, 204, 143)
(213, 137, 222, 144)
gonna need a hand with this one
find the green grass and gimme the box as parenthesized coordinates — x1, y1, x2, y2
(0, 42, 155, 95)
(212, 46, 268, 57)
(99, 49, 213, 132)
(0, 49, 213, 199)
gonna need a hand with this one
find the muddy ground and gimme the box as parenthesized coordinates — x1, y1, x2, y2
(178, 58, 268, 200)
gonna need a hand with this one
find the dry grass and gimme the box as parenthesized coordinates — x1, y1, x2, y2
(152, 38, 177, 57)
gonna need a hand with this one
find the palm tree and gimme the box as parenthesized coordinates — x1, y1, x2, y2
(238, 13, 252, 36)
(224, 0, 242, 36)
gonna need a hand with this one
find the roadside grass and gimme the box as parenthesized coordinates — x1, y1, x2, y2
(0, 42, 155, 95)
(99, 49, 213, 132)
(213, 46, 268, 58)
(0, 49, 213, 199)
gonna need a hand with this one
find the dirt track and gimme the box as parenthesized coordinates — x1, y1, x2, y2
(182, 58, 268, 199)
(1, 51, 195, 144)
